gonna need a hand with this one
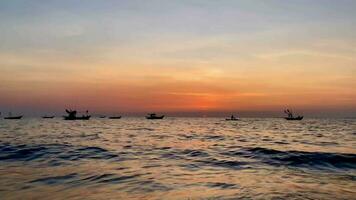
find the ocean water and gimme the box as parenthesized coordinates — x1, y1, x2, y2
(0, 118, 355, 200)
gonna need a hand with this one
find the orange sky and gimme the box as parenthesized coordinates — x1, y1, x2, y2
(0, 1, 355, 117)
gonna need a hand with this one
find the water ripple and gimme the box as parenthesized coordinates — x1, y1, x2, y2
(0, 118, 355, 200)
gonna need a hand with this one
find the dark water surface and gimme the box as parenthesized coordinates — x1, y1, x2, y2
(0, 118, 355, 200)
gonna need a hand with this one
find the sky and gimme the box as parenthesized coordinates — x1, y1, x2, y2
(0, 0, 355, 117)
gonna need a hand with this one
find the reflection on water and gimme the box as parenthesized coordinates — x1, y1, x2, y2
(0, 118, 355, 199)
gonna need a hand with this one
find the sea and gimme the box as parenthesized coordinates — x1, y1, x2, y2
(0, 118, 355, 200)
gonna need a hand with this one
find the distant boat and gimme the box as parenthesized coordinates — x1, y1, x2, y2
(99, 116, 106, 118)
(4, 116, 23, 120)
(146, 113, 164, 119)
(63, 109, 91, 120)
(42, 116, 55, 119)
(285, 116, 303, 120)
(109, 116, 122, 119)
(226, 115, 239, 121)
(284, 109, 303, 120)
(3, 112, 22, 120)
(64, 115, 91, 120)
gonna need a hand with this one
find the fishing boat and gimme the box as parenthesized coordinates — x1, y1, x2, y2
(226, 115, 239, 121)
(63, 109, 91, 120)
(109, 116, 122, 119)
(284, 109, 303, 120)
(285, 116, 303, 120)
(42, 116, 55, 119)
(146, 113, 164, 119)
(64, 115, 91, 120)
(4, 116, 23, 120)
(3, 112, 23, 120)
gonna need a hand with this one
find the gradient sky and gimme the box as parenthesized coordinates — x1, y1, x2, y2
(0, 0, 355, 117)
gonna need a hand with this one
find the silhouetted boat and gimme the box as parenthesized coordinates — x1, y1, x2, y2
(226, 115, 238, 121)
(226, 118, 239, 121)
(63, 109, 90, 120)
(109, 116, 122, 119)
(42, 116, 55, 119)
(225, 118, 238, 121)
(3, 112, 22, 119)
(284, 109, 303, 120)
(146, 113, 164, 119)
(4, 116, 23, 120)
(64, 115, 91, 120)
(285, 116, 303, 120)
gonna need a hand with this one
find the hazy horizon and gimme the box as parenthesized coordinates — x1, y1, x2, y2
(1, 0, 355, 117)
(1, 109, 355, 118)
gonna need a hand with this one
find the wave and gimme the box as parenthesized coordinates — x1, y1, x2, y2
(1, 142, 355, 172)
(205, 182, 237, 189)
(158, 146, 354, 171)
(30, 173, 78, 185)
(198, 158, 248, 170)
(28, 172, 143, 187)
(0, 143, 120, 164)
(244, 147, 356, 170)
(81, 173, 141, 184)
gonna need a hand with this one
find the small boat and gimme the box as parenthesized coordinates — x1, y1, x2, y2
(63, 109, 91, 120)
(285, 116, 303, 120)
(146, 113, 164, 119)
(109, 116, 122, 119)
(226, 118, 239, 121)
(42, 116, 55, 119)
(3, 112, 23, 119)
(4, 116, 23, 120)
(284, 109, 303, 121)
(226, 115, 238, 121)
(64, 115, 91, 120)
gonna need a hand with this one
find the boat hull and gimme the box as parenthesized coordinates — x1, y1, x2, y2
(4, 116, 23, 120)
(109, 116, 122, 119)
(42, 116, 54, 119)
(146, 115, 164, 119)
(63, 116, 91, 120)
(285, 116, 303, 120)
(226, 118, 239, 121)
